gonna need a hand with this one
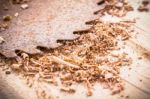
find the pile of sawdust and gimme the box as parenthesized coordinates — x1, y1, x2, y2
(3, 20, 134, 97)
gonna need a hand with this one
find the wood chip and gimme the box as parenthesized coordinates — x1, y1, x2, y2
(142, 0, 149, 6)
(3, 15, 12, 21)
(14, 12, 19, 17)
(21, 4, 29, 9)
(49, 56, 80, 69)
(11, 64, 22, 70)
(60, 86, 76, 93)
(0, 36, 5, 44)
(138, 0, 149, 12)
(5, 70, 11, 74)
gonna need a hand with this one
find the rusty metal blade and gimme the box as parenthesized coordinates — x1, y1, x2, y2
(0, 0, 100, 57)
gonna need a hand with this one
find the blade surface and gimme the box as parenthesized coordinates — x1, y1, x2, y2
(0, 0, 100, 57)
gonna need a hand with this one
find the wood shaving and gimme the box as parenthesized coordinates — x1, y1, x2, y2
(49, 56, 80, 69)
(11, 63, 22, 70)
(5, 70, 11, 74)
(0, 23, 9, 31)
(14, 12, 19, 17)
(94, 0, 133, 17)
(3, 15, 12, 21)
(21, 4, 29, 9)
(142, 0, 149, 6)
(138, 5, 149, 12)
(138, 0, 149, 12)
(86, 79, 93, 96)
(60, 86, 76, 93)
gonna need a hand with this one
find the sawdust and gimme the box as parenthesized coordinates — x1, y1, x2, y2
(0, 20, 135, 98)
(94, 0, 133, 17)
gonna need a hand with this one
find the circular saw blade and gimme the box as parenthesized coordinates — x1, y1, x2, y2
(0, 0, 100, 57)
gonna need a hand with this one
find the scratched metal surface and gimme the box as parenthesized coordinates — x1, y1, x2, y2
(0, 0, 150, 99)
